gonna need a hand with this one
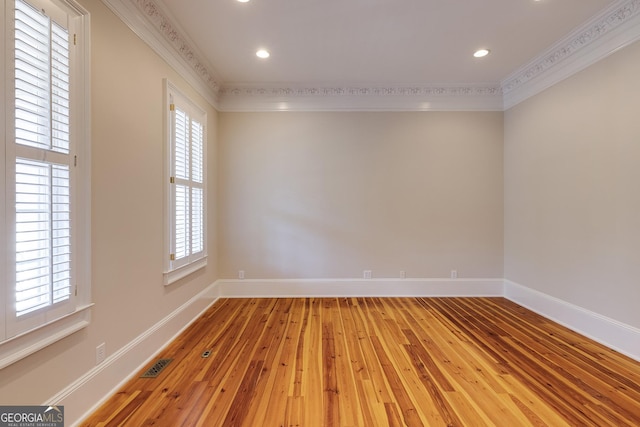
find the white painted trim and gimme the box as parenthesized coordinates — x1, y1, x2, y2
(163, 79, 209, 286)
(217, 278, 504, 298)
(164, 256, 208, 285)
(503, 0, 640, 109)
(0, 0, 92, 367)
(51, 278, 640, 426)
(504, 280, 640, 362)
(49, 277, 502, 425)
(218, 85, 504, 112)
(0, 304, 93, 370)
(100, 0, 220, 108)
(50, 283, 221, 426)
(101, 0, 640, 112)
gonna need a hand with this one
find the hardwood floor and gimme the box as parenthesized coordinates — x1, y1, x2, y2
(82, 297, 640, 426)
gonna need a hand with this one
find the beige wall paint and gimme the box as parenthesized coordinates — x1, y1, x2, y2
(0, 0, 218, 404)
(218, 112, 504, 279)
(504, 40, 640, 328)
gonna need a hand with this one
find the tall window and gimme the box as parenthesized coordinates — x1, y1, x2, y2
(14, 0, 72, 318)
(164, 80, 207, 285)
(1, 0, 90, 367)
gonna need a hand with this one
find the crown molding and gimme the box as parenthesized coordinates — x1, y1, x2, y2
(218, 84, 504, 112)
(102, 0, 640, 112)
(101, 0, 221, 108)
(502, 0, 640, 109)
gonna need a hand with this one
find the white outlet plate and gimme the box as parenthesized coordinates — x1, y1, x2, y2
(451, 270, 458, 279)
(238, 270, 245, 280)
(363, 270, 372, 279)
(96, 343, 106, 365)
(400, 270, 406, 279)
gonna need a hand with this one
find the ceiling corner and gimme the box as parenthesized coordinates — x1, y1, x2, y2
(101, 0, 222, 108)
(102, 0, 640, 112)
(502, 0, 640, 109)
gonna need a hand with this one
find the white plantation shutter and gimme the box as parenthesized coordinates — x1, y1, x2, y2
(165, 81, 207, 283)
(190, 120, 204, 254)
(14, 1, 70, 152)
(12, 0, 73, 319)
(1, 0, 87, 346)
(1, 0, 90, 365)
(174, 109, 190, 260)
(191, 187, 203, 253)
(175, 184, 189, 260)
(15, 160, 71, 316)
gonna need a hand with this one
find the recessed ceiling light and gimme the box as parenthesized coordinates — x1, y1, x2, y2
(237, 0, 250, 3)
(256, 49, 270, 59)
(473, 49, 490, 58)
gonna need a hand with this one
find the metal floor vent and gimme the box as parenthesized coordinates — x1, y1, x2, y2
(141, 358, 173, 378)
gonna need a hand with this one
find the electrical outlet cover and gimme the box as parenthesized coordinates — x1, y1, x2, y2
(96, 343, 106, 364)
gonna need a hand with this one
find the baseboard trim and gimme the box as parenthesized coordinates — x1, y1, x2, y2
(55, 277, 640, 426)
(50, 282, 221, 426)
(217, 278, 505, 298)
(504, 279, 640, 362)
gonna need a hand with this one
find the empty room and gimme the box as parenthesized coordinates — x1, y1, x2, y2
(1, 0, 639, 426)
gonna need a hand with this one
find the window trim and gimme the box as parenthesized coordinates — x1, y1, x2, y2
(163, 79, 207, 285)
(0, 0, 91, 368)
(0, 0, 7, 344)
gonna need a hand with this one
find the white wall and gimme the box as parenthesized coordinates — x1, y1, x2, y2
(218, 111, 504, 280)
(0, 0, 218, 410)
(504, 39, 640, 329)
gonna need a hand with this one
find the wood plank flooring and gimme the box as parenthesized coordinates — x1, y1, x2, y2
(82, 297, 640, 426)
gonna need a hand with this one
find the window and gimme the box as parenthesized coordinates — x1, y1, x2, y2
(164, 80, 207, 285)
(0, 0, 91, 368)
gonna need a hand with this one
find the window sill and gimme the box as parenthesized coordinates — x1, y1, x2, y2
(164, 256, 208, 286)
(0, 303, 94, 370)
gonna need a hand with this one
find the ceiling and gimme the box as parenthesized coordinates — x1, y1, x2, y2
(157, 0, 612, 85)
(111, 0, 640, 110)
